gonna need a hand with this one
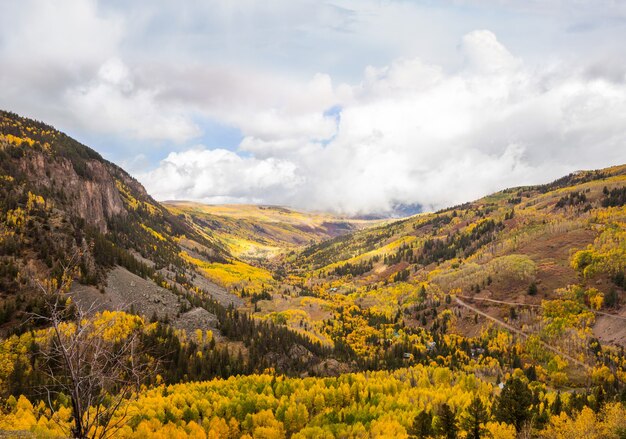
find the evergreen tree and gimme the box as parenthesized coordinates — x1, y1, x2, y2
(551, 391, 562, 415)
(409, 410, 433, 439)
(569, 392, 587, 413)
(419, 285, 427, 302)
(605, 288, 619, 308)
(461, 395, 489, 439)
(494, 377, 533, 432)
(593, 384, 606, 412)
(436, 403, 458, 439)
(524, 365, 537, 382)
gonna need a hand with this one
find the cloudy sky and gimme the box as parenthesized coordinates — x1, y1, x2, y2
(1, 0, 626, 215)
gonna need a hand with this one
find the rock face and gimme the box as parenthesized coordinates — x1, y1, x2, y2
(173, 308, 222, 338)
(1, 110, 177, 237)
(310, 359, 352, 377)
(18, 152, 126, 232)
(187, 268, 244, 308)
(1, 111, 247, 344)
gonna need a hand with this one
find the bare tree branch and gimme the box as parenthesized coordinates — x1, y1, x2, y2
(30, 255, 155, 439)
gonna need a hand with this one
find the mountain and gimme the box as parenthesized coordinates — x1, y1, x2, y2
(0, 110, 374, 382)
(0, 110, 236, 324)
(0, 110, 369, 391)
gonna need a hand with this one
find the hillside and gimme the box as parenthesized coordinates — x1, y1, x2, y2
(161, 162, 626, 394)
(265, 165, 626, 362)
(165, 202, 375, 260)
(0, 110, 243, 329)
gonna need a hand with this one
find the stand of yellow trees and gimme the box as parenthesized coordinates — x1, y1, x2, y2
(2, 365, 626, 438)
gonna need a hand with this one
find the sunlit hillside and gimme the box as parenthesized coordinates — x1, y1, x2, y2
(266, 165, 626, 368)
(2, 0, 626, 436)
(165, 201, 378, 260)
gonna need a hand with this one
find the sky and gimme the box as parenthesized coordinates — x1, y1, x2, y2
(1, 0, 626, 215)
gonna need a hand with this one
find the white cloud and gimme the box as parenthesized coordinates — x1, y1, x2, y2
(0, 0, 199, 143)
(0, 0, 122, 66)
(0, 0, 123, 123)
(149, 67, 340, 150)
(461, 30, 521, 74)
(64, 58, 200, 142)
(1, 1, 626, 215)
(143, 30, 626, 214)
(139, 148, 303, 204)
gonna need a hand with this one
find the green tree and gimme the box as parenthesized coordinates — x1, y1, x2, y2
(551, 391, 562, 415)
(436, 403, 458, 439)
(494, 377, 533, 432)
(461, 395, 489, 439)
(409, 410, 433, 438)
(605, 288, 619, 308)
(419, 285, 427, 302)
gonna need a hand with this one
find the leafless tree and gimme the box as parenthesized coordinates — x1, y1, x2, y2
(30, 256, 157, 439)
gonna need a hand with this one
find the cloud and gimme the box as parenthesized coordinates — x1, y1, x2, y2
(461, 30, 521, 73)
(0, 0, 122, 65)
(0, 0, 122, 122)
(143, 30, 626, 214)
(450, 0, 626, 18)
(1, 2, 626, 215)
(0, 0, 200, 143)
(139, 148, 303, 204)
(148, 67, 340, 152)
(64, 58, 200, 142)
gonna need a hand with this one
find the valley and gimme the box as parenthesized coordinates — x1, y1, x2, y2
(1, 110, 626, 437)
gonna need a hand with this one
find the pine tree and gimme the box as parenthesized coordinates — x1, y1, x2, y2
(593, 385, 606, 412)
(494, 377, 533, 432)
(605, 288, 619, 308)
(551, 391, 562, 415)
(419, 285, 427, 302)
(409, 410, 433, 439)
(524, 365, 537, 382)
(461, 395, 489, 439)
(436, 403, 458, 439)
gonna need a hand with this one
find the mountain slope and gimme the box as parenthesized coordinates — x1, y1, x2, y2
(0, 110, 354, 384)
(165, 201, 376, 260)
(272, 164, 626, 362)
(0, 110, 228, 327)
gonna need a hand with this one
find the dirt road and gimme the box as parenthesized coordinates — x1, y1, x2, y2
(455, 297, 590, 370)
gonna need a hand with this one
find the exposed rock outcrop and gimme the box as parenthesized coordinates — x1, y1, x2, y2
(18, 152, 126, 232)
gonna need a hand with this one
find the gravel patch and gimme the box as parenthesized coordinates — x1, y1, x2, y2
(71, 266, 187, 321)
(173, 307, 223, 340)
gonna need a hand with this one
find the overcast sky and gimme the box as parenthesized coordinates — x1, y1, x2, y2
(2, 0, 626, 214)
